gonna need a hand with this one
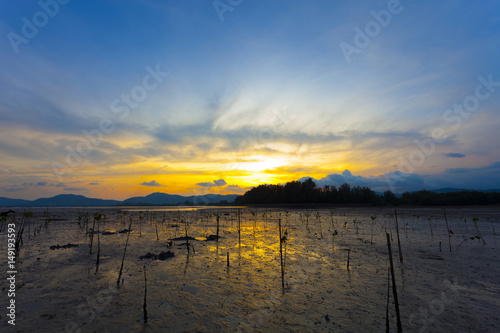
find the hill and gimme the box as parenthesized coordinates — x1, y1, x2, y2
(0, 192, 239, 207)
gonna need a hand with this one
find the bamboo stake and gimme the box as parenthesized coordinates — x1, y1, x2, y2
(386, 233, 402, 333)
(278, 218, 285, 290)
(394, 208, 403, 263)
(117, 219, 133, 287)
(444, 208, 452, 252)
(143, 265, 148, 324)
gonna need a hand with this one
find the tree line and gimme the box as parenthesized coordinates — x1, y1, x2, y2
(233, 178, 500, 206)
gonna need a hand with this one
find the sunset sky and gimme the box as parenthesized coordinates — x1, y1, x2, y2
(1, 0, 500, 200)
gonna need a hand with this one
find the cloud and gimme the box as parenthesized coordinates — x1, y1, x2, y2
(224, 184, 248, 193)
(298, 162, 500, 194)
(140, 180, 165, 187)
(88, 182, 99, 185)
(196, 179, 227, 188)
(443, 153, 466, 158)
(299, 169, 425, 193)
(63, 187, 86, 192)
(423, 161, 500, 190)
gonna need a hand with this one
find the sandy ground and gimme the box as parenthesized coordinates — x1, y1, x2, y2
(0, 206, 499, 332)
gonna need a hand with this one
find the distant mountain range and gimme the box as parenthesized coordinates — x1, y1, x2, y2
(0, 192, 240, 207)
(1, 188, 498, 207)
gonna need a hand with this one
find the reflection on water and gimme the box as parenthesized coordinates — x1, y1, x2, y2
(4, 206, 500, 332)
(122, 205, 247, 212)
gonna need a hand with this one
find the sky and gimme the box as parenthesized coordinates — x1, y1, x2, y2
(0, 0, 500, 200)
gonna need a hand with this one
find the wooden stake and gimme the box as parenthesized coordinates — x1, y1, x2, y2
(279, 218, 285, 290)
(386, 233, 402, 333)
(347, 249, 351, 270)
(117, 219, 133, 287)
(238, 208, 241, 247)
(394, 208, 403, 263)
(143, 265, 148, 324)
(444, 208, 452, 252)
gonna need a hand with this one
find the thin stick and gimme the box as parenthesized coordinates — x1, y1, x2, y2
(278, 218, 285, 290)
(227, 252, 230, 267)
(95, 220, 100, 273)
(444, 208, 452, 252)
(89, 215, 96, 254)
(143, 265, 148, 324)
(117, 219, 133, 287)
(386, 233, 402, 333)
(184, 218, 190, 253)
(347, 249, 351, 270)
(385, 267, 390, 333)
(394, 208, 403, 263)
(215, 213, 220, 242)
(238, 209, 241, 247)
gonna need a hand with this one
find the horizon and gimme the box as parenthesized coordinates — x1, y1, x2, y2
(2, 179, 500, 203)
(1, 1, 500, 201)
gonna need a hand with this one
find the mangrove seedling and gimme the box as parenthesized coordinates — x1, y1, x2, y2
(316, 212, 323, 238)
(329, 210, 335, 231)
(370, 216, 376, 244)
(117, 218, 133, 287)
(214, 212, 221, 242)
(278, 218, 287, 290)
(472, 217, 486, 244)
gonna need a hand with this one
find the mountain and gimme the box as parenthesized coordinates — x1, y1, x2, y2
(123, 192, 188, 205)
(123, 192, 239, 205)
(0, 197, 31, 207)
(0, 192, 239, 207)
(0, 194, 121, 207)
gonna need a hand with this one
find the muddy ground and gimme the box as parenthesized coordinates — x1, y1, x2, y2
(1, 206, 499, 332)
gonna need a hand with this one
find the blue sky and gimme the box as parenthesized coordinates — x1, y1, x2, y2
(0, 0, 499, 200)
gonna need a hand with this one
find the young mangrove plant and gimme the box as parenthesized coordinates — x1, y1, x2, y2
(370, 216, 377, 244)
(250, 210, 257, 237)
(117, 218, 133, 287)
(393, 209, 403, 263)
(15, 211, 32, 253)
(143, 265, 148, 324)
(386, 233, 402, 333)
(444, 209, 452, 252)
(428, 216, 434, 239)
(304, 210, 310, 233)
(328, 210, 335, 232)
(182, 217, 192, 253)
(96, 216, 101, 273)
(316, 212, 323, 238)
(89, 212, 102, 254)
(278, 218, 288, 290)
(347, 249, 351, 270)
(214, 212, 221, 242)
(237, 208, 241, 247)
(472, 217, 486, 245)
(139, 211, 143, 237)
(332, 229, 338, 248)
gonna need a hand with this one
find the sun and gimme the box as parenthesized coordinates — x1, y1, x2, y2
(234, 156, 287, 172)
